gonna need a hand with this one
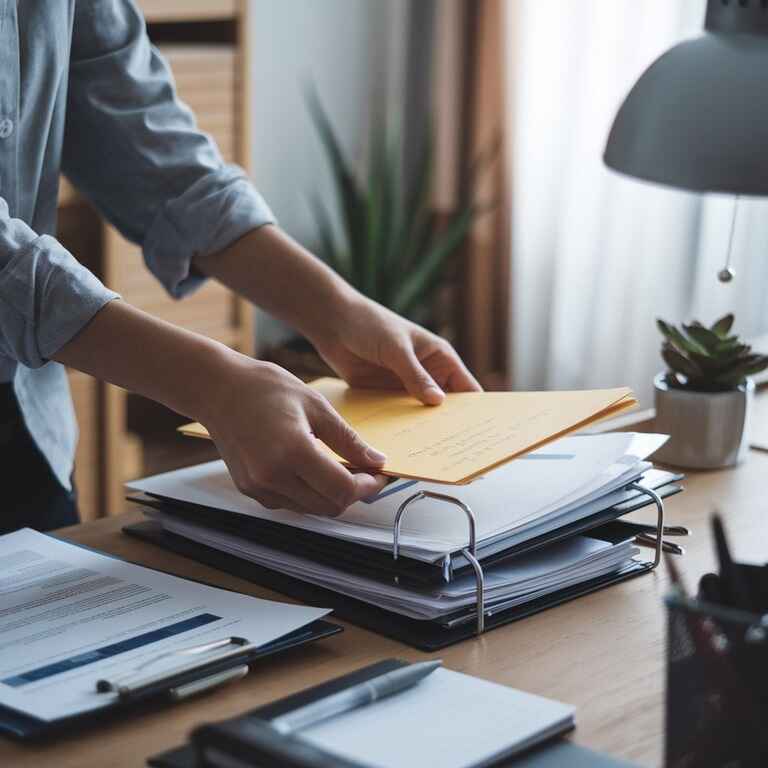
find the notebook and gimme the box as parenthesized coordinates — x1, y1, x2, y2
(294, 667, 573, 768)
(162, 661, 578, 768)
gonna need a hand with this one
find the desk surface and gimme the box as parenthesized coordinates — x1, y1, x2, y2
(3, 451, 768, 767)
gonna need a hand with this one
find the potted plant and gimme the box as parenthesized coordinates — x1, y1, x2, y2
(654, 314, 768, 469)
(265, 89, 492, 379)
(306, 88, 489, 327)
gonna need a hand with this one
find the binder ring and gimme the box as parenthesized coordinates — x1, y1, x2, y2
(393, 491, 486, 635)
(627, 482, 665, 570)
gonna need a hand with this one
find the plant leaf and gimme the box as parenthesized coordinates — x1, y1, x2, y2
(394, 132, 433, 275)
(711, 313, 735, 338)
(683, 323, 722, 352)
(308, 194, 350, 280)
(306, 85, 368, 289)
(393, 207, 474, 317)
(656, 319, 707, 357)
(661, 343, 704, 380)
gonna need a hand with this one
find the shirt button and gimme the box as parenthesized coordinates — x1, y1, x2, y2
(0, 119, 14, 139)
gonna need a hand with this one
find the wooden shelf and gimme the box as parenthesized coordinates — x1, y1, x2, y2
(59, 2, 253, 519)
(138, 0, 239, 23)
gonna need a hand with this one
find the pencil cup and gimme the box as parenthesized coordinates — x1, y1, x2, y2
(664, 593, 768, 768)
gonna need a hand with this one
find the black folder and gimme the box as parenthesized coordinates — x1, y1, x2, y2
(126, 473, 682, 587)
(124, 477, 681, 651)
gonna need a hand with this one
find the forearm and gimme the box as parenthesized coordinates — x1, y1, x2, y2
(193, 225, 360, 344)
(53, 300, 235, 421)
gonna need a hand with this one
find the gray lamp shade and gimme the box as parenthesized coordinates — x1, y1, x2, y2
(604, 0, 768, 196)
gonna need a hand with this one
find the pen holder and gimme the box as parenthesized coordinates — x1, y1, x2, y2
(664, 592, 768, 768)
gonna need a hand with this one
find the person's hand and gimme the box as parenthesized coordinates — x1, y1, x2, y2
(309, 294, 482, 405)
(201, 356, 388, 516)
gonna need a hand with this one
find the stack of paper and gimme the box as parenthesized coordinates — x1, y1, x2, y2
(128, 432, 674, 625)
(129, 432, 666, 562)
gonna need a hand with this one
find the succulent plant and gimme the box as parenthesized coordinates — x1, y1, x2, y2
(307, 87, 490, 324)
(657, 314, 768, 392)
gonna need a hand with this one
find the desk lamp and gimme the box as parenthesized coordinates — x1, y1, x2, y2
(604, 0, 768, 282)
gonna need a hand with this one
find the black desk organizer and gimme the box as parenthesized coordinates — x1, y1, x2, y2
(125, 480, 671, 651)
(664, 567, 768, 767)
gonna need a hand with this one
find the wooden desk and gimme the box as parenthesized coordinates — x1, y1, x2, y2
(3, 453, 768, 768)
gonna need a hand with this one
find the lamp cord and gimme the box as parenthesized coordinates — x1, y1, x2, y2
(718, 196, 739, 283)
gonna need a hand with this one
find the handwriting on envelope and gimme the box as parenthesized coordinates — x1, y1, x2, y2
(180, 378, 636, 485)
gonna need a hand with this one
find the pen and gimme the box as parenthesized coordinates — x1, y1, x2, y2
(619, 521, 690, 537)
(712, 513, 752, 611)
(634, 533, 685, 556)
(270, 660, 442, 734)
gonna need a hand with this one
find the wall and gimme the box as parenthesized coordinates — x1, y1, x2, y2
(248, 0, 409, 349)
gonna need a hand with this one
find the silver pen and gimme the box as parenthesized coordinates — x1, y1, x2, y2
(270, 661, 442, 734)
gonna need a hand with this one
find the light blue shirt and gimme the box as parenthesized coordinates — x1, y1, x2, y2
(0, 1, 274, 490)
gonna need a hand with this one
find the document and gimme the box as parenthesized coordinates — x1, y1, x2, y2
(179, 377, 637, 484)
(0, 529, 328, 722)
(142, 509, 639, 621)
(130, 432, 666, 561)
(300, 667, 574, 768)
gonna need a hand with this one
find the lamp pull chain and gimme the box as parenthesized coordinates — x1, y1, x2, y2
(718, 196, 739, 283)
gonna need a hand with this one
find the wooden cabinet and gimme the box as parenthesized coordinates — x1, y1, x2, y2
(58, 1, 252, 519)
(67, 371, 100, 521)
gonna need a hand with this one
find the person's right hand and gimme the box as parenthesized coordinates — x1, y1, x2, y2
(200, 356, 388, 517)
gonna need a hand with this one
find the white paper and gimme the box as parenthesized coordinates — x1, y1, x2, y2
(128, 433, 667, 560)
(144, 511, 638, 621)
(0, 529, 329, 722)
(300, 668, 574, 768)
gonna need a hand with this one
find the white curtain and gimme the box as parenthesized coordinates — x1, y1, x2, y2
(505, 0, 768, 406)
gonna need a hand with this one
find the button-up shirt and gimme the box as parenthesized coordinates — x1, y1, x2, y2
(1, 1, 274, 490)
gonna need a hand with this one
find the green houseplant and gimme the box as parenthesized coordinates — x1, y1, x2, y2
(306, 88, 487, 326)
(653, 314, 768, 468)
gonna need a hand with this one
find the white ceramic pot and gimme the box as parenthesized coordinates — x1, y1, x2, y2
(653, 373, 754, 469)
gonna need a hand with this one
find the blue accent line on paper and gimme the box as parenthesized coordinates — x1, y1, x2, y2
(518, 454, 575, 460)
(362, 479, 419, 504)
(1, 613, 221, 687)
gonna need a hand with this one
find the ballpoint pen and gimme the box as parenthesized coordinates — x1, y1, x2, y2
(619, 521, 690, 537)
(712, 513, 753, 611)
(270, 661, 442, 734)
(635, 533, 685, 556)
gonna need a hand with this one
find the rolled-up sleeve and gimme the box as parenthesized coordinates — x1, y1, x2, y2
(0, 199, 118, 368)
(62, 0, 274, 300)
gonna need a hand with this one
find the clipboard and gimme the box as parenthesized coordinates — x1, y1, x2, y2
(0, 539, 343, 742)
(0, 620, 340, 742)
(124, 479, 674, 651)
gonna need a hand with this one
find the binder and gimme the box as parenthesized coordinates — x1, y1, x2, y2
(149, 659, 639, 768)
(126, 471, 683, 587)
(124, 475, 678, 651)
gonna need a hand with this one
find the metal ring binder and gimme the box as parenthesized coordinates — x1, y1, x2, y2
(627, 482, 665, 569)
(393, 491, 486, 635)
(392, 482, 666, 638)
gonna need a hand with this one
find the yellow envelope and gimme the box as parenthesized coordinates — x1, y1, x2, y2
(179, 377, 637, 485)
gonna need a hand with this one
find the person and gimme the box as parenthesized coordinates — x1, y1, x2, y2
(0, 1, 480, 535)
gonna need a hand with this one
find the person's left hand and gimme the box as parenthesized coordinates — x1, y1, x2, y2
(309, 294, 482, 405)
